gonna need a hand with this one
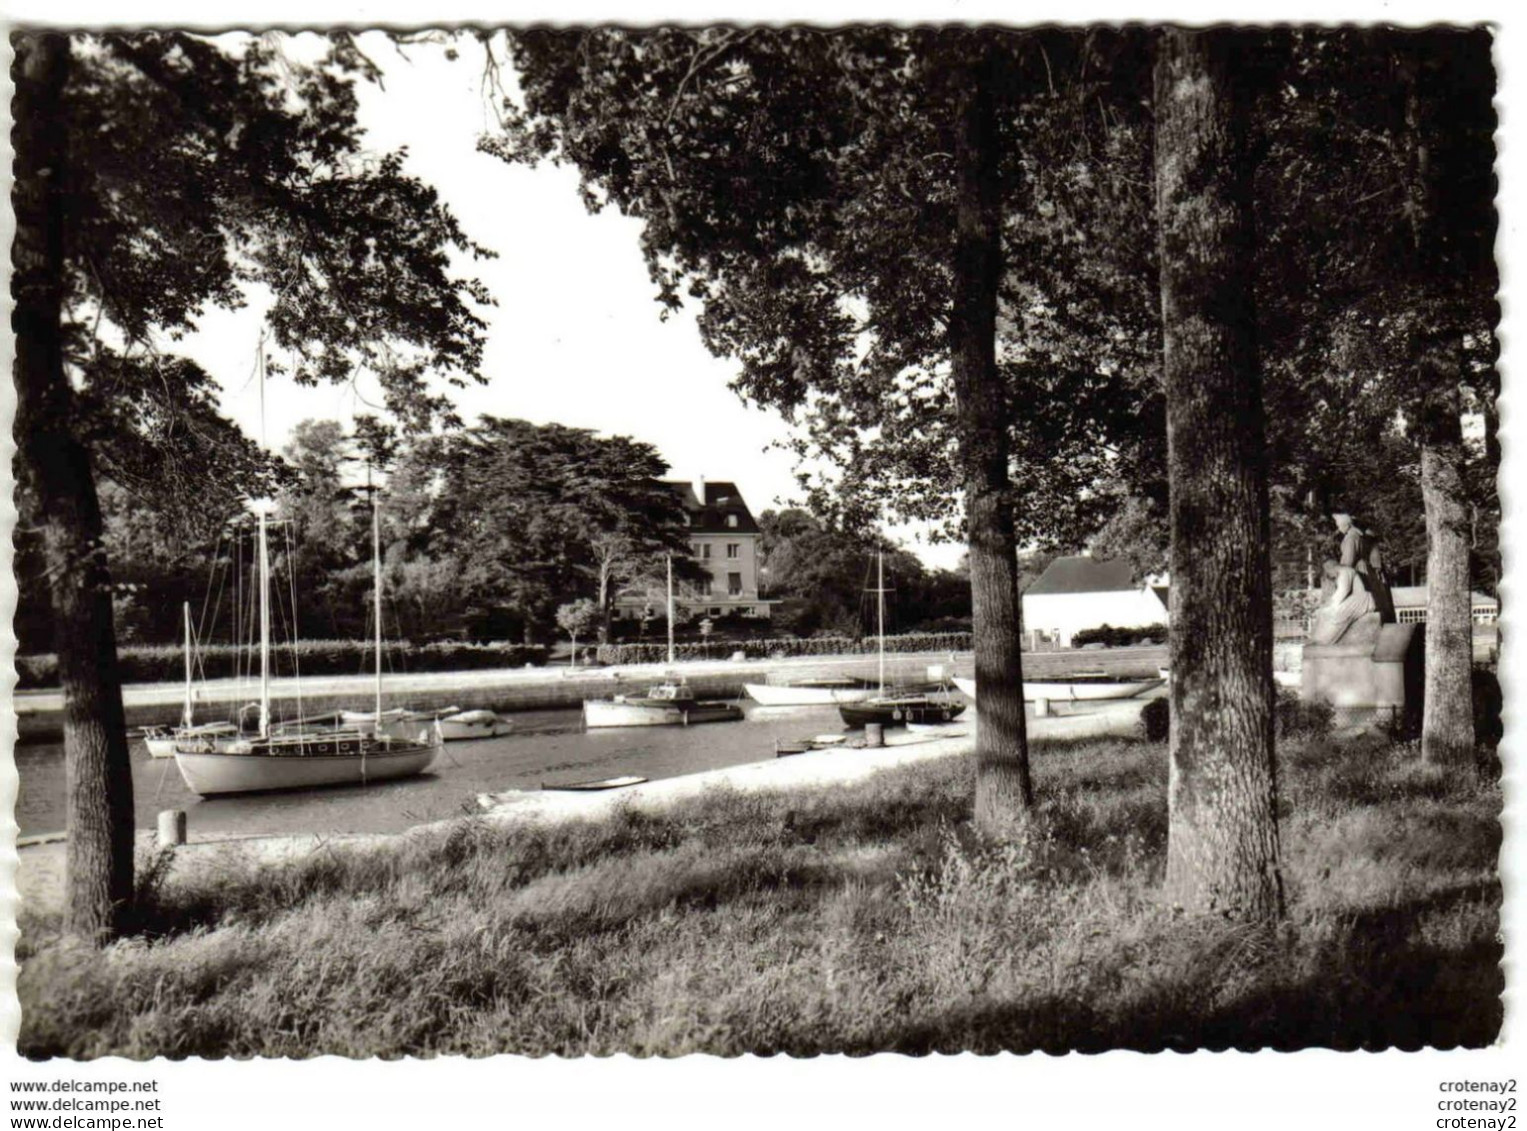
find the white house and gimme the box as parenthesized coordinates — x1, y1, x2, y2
(1388, 585, 1499, 625)
(1023, 556, 1168, 648)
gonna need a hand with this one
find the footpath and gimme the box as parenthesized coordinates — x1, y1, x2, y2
(14, 698, 1151, 917)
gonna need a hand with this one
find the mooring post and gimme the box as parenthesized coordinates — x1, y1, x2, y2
(157, 809, 187, 849)
(865, 723, 884, 748)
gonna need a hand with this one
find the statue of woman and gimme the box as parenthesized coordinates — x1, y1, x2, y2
(1332, 512, 1396, 623)
(1310, 559, 1376, 645)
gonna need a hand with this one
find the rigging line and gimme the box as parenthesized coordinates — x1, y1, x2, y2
(283, 519, 305, 729)
(196, 525, 227, 649)
(231, 526, 244, 719)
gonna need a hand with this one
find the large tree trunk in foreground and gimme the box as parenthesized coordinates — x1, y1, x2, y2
(13, 32, 137, 941)
(948, 41, 1033, 837)
(1154, 29, 1283, 919)
(1417, 343, 1476, 765)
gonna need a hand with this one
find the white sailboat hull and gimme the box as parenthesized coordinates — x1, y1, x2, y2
(436, 711, 514, 740)
(742, 682, 878, 706)
(174, 740, 438, 796)
(953, 675, 1164, 702)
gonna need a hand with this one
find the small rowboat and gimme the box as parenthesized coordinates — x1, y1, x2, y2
(952, 675, 1165, 702)
(542, 775, 648, 791)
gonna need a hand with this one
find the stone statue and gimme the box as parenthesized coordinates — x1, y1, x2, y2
(1309, 559, 1377, 645)
(1332, 512, 1396, 623)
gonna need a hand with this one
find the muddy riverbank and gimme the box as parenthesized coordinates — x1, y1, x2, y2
(13, 645, 1168, 742)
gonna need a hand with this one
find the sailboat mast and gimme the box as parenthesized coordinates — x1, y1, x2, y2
(373, 484, 383, 723)
(182, 601, 193, 728)
(877, 551, 885, 694)
(666, 555, 675, 667)
(258, 506, 271, 738)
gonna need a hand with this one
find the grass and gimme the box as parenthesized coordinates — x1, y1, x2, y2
(17, 732, 1501, 1057)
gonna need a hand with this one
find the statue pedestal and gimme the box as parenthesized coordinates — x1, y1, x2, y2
(1301, 622, 1419, 728)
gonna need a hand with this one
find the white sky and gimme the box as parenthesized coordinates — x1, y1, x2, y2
(178, 32, 969, 567)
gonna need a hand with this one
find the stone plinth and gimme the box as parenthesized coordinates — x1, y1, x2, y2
(1301, 622, 1419, 727)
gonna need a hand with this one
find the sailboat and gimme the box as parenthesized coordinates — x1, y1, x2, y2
(173, 470, 439, 796)
(583, 555, 743, 728)
(837, 553, 966, 728)
(142, 602, 237, 758)
(338, 490, 513, 742)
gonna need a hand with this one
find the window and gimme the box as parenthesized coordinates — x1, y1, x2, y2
(728, 572, 743, 596)
(726, 543, 740, 559)
(726, 514, 739, 528)
(699, 578, 713, 596)
(710, 607, 723, 617)
(700, 544, 712, 560)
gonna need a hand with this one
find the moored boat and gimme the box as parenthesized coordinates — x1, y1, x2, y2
(742, 677, 878, 706)
(435, 708, 514, 740)
(584, 679, 743, 728)
(173, 474, 438, 795)
(838, 693, 966, 728)
(952, 674, 1165, 702)
(835, 553, 967, 729)
(583, 556, 742, 728)
(175, 728, 438, 796)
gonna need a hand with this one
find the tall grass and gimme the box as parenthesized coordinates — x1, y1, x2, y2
(18, 733, 1500, 1057)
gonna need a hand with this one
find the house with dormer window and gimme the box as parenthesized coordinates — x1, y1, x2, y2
(614, 478, 781, 622)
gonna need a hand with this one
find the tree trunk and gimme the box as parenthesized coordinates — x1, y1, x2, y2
(13, 32, 137, 941)
(1417, 341, 1475, 765)
(948, 40, 1032, 837)
(1154, 28, 1283, 920)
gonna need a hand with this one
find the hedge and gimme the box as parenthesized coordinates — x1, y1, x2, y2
(16, 640, 549, 690)
(1070, 623, 1168, 649)
(595, 631, 974, 667)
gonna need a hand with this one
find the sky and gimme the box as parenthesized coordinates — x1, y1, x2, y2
(179, 32, 969, 568)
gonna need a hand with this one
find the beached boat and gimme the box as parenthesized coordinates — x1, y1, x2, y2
(742, 677, 879, 706)
(174, 728, 439, 795)
(341, 706, 515, 741)
(542, 774, 648, 792)
(142, 602, 230, 758)
(173, 449, 438, 796)
(434, 708, 514, 740)
(835, 553, 966, 729)
(584, 679, 743, 728)
(951, 674, 1165, 702)
(583, 556, 743, 728)
(839, 693, 965, 728)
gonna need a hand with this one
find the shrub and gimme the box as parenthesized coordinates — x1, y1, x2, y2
(1139, 696, 1170, 742)
(1275, 686, 1334, 740)
(1473, 666, 1503, 749)
(1071, 623, 1168, 649)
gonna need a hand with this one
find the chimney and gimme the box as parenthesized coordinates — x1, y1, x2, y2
(694, 474, 707, 506)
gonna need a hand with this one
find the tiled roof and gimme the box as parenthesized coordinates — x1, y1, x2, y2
(664, 480, 761, 535)
(1025, 556, 1139, 596)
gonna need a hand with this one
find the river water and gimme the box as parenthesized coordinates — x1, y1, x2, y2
(14, 701, 930, 839)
